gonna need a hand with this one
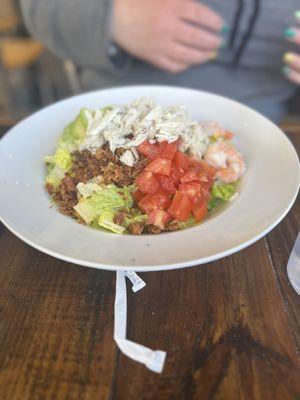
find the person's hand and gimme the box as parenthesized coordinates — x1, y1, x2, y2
(111, 0, 226, 73)
(283, 12, 300, 84)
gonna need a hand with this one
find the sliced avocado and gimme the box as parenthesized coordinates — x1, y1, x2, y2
(60, 108, 90, 145)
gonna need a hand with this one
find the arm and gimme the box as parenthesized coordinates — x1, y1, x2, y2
(20, 0, 128, 72)
(111, 0, 224, 73)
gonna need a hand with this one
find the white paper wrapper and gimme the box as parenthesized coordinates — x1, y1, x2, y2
(114, 270, 166, 373)
(287, 232, 300, 295)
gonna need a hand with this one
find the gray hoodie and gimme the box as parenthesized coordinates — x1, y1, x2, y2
(21, 0, 299, 122)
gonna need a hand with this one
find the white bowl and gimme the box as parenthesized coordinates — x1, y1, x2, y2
(0, 86, 299, 271)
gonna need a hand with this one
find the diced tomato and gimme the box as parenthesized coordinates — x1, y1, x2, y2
(132, 189, 144, 203)
(138, 191, 171, 214)
(200, 182, 212, 202)
(170, 165, 185, 185)
(157, 175, 176, 194)
(178, 182, 202, 204)
(139, 195, 155, 213)
(145, 158, 172, 176)
(167, 191, 193, 221)
(180, 169, 201, 183)
(197, 159, 217, 179)
(137, 140, 160, 159)
(138, 195, 156, 214)
(147, 210, 172, 229)
(198, 171, 210, 183)
(136, 170, 160, 194)
(174, 151, 190, 170)
(223, 130, 234, 140)
(192, 202, 208, 222)
(151, 191, 172, 210)
(158, 141, 178, 160)
(188, 157, 201, 169)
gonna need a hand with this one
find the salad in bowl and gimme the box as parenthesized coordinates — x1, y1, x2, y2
(45, 98, 245, 234)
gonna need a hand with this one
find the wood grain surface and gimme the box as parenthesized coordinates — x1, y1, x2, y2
(0, 126, 299, 400)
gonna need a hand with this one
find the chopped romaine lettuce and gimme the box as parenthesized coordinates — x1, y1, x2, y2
(211, 181, 238, 201)
(98, 210, 126, 234)
(208, 181, 238, 211)
(207, 197, 225, 212)
(45, 165, 66, 188)
(45, 147, 73, 188)
(177, 216, 197, 229)
(123, 212, 148, 227)
(59, 108, 90, 152)
(74, 183, 148, 233)
(45, 147, 73, 170)
(73, 184, 134, 224)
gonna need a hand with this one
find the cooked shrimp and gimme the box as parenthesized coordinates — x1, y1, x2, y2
(204, 140, 245, 183)
(200, 122, 234, 140)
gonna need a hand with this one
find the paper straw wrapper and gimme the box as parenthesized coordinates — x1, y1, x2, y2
(114, 270, 166, 373)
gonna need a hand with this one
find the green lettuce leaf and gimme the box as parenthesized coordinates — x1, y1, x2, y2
(59, 108, 90, 152)
(123, 212, 148, 227)
(177, 216, 197, 230)
(45, 165, 66, 188)
(45, 147, 73, 170)
(207, 197, 225, 212)
(98, 210, 126, 234)
(211, 181, 237, 201)
(208, 181, 238, 211)
(73, 184, 134, 224)
(45, 147, 73, 188)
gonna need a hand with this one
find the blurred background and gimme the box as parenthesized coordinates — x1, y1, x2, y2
(0, 0, 299, 132)
(0, 0, 80, 125)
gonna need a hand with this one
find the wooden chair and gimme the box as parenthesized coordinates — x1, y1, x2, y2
(0, 0, 19, 34)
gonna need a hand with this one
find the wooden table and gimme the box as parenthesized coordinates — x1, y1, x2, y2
(0, 125, 299, 400)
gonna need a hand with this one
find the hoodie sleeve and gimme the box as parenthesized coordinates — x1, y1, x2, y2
(20, 0, 131, 73)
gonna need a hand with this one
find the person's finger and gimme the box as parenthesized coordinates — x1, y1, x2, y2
(177, 22, 223, 50)
(168, 43, 217, 65)
(282, 65, 300, 85)
(283, 52, 300, 71)
(284, 27, 300, 45)
(154, 56, 190, 74)
(178, 0, 225, 32)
